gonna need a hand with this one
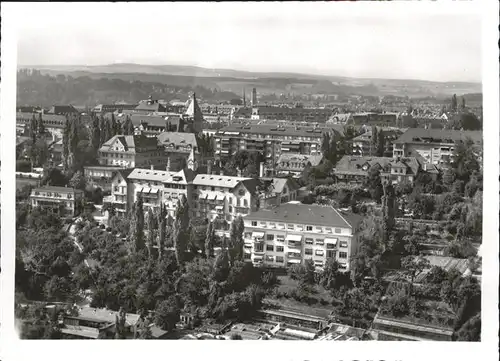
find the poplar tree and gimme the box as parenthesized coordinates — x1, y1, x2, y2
(228, 216, 245, 265)
(146, 208, 156, 259)
(29, 113, 38, 143)
(205, 221, 216, 259)
(90, 115, 101, 156)
(133, 194, 145, 252)
(173, 195, 190, 265)
(37, 112, 45, 135)
(99, 115, 108, 146)
(157, 203, 166, 260)
(62, 116, 71, 172)
(111, 113, 118, 136)
(371, 126, 378, 156)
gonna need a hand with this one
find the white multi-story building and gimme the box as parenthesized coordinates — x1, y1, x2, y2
(30, 186, 84, 217)
(192, 174, 259, 223)
(242, 203, 362, 272)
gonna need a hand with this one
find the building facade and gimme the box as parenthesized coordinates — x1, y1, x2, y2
(98, 134, 167, 169)
(30, 186, 84, 216)
(333, 156, 423, 185)
(242, 203, 360, 271)
(392, 129, 482, 165)
(351, 128, 403, 157)
(214, 124, 342, 164)
(249, 106, 333, 123)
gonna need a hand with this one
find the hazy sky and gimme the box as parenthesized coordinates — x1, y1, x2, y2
(14, 2, 482, 82)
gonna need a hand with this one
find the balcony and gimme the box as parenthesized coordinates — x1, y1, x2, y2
(287, 250, 302, 259)
(287, 240, 302, 248)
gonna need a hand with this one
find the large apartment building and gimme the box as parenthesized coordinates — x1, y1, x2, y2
(30, 186, 84, 216)
(248, 106, 333, 123)
(351, 128, 403, 157)
(214, 123, 342, 163)
(98, 134, 167, 169)
(157, 132, 200, 172)
(107, 168, 195, 217)
(242, 203, 362, 271)
(392, 128, 482, 165)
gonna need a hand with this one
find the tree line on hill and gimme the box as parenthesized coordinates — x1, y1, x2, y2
(17, 69, 241, 107)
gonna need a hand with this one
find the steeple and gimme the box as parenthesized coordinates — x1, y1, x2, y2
(184, 92, 203, 133)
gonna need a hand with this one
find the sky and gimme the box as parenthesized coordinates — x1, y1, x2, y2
(13, 2, 482, 82)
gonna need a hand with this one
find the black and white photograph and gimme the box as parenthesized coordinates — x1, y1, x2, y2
(0, 1, 498, 360)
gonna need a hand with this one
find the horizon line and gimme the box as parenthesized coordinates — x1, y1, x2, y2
(16, 62, 482, 85)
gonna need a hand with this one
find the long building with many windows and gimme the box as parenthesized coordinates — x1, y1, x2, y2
(242, 203, 362, 271)
(214, 123, 343, 166)
(30, 186, 84, 216)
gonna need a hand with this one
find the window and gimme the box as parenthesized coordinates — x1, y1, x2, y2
(255, 243, 264, 252)
(334, 228, 341, 234)
(259, 221, 266, 227)
(305, 248, 313, 255)
(266, 244, 274, 252)
(338, 263, 347, 270)
(277, 223, 285, 229)
(327, 250, 335, 258)
(296, 224, 304, 231)
(315, 226, 322, 233)
(339, 241, 348, 248)
(265, 255, 274, 262)
(306, 226, 313, 231)
(305, 238, 313, 245)
(211, 187, 215, 191)
(315, 249, 324, 256)
(237, 198, 241, 207)
(325, 228, 332, 234)
(275, 256, 284, 263)
(244, 253, 251, 260)
(269, 222, 276, 229)
(315, 239, 324, 246)
(276, 235, 285, 242)
(339, 252, 348, 259)
(266, 234, 274, 241)
(326, 243, 336, 249)
(243, 199, 248, 207)
(276, 246, 284, 252)
(251, 221, 257, 226)
(287, 224, 294, 230)
(228, 197, 232, 205)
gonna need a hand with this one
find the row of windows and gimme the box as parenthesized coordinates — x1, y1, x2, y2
(250, 221, 342, 234)
(33, 192, 73, 199)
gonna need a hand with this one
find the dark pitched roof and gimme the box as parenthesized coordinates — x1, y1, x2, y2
(238, 178, 259, 195)
(247, 203, 352, 228)
(334, 155, 421, 176)
(157, 132, 198, 149)
(100, 134, 159, 152)
(393, 128, 482, 144)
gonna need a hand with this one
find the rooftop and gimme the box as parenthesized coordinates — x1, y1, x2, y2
(393, 128, 482, 144)
(246, 203, 353, 228)
(100, 134, 159, 152)
(77, 307, 140, 327)
(218, 123, 343, 138)
(277, 153, 323, 167)
(32, 186, 83, 194)
(334, 155, 420, 176)
(157, 132, 198, 149)
(193, 174, 250, 188)
(128, 168, 192, 184)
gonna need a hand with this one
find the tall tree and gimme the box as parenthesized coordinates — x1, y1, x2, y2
(123, 115, 134, 136)
(146, 208, 156, 259)
(157, 204, 166, 260)
(371, 126, 378, 156)
(67, 117, 79, 172)
(401, 255, 430, 294)
(29, 113, 38, 143)
(382, 182, 396, 240)
(228, 216, 245, 265)
(365, 164, 384, 203)
(376, 131, 385, 157)
(173, 195, 190, 265)
(110, 113, 118, 136)
(37, 112, 45, 135)
(99, 115, 108, 146)
(132, 194, 145, 252)
(62, 116, 71, 172)
(451, 94, 458, 112)
(461, 97, 466, 111)
(90, 115, 101, 156)
(205, 221, 216, 259)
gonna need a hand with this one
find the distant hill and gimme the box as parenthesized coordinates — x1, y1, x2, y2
(17, 63, 482, 104)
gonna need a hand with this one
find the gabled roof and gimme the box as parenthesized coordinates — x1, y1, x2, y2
(184, 93, 204, 123)
(158, 132, 198, 149)
(237, 178, 259, 195)
(100, 134, 158, 152)
(334, 155, 421, 176)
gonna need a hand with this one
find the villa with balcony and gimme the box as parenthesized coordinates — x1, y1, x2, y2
(30, 186, 84, 217)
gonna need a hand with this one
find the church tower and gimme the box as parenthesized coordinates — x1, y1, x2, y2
(183, 92, 204, 134)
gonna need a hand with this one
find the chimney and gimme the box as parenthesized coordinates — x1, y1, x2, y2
(220, 170, 224, 176)
(150, 164, 154, 170)
(166, 157, 171, 172)
(237, 169, 242, 177)
(207, 160, 212, 175)
(259, 162, 264, 178)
